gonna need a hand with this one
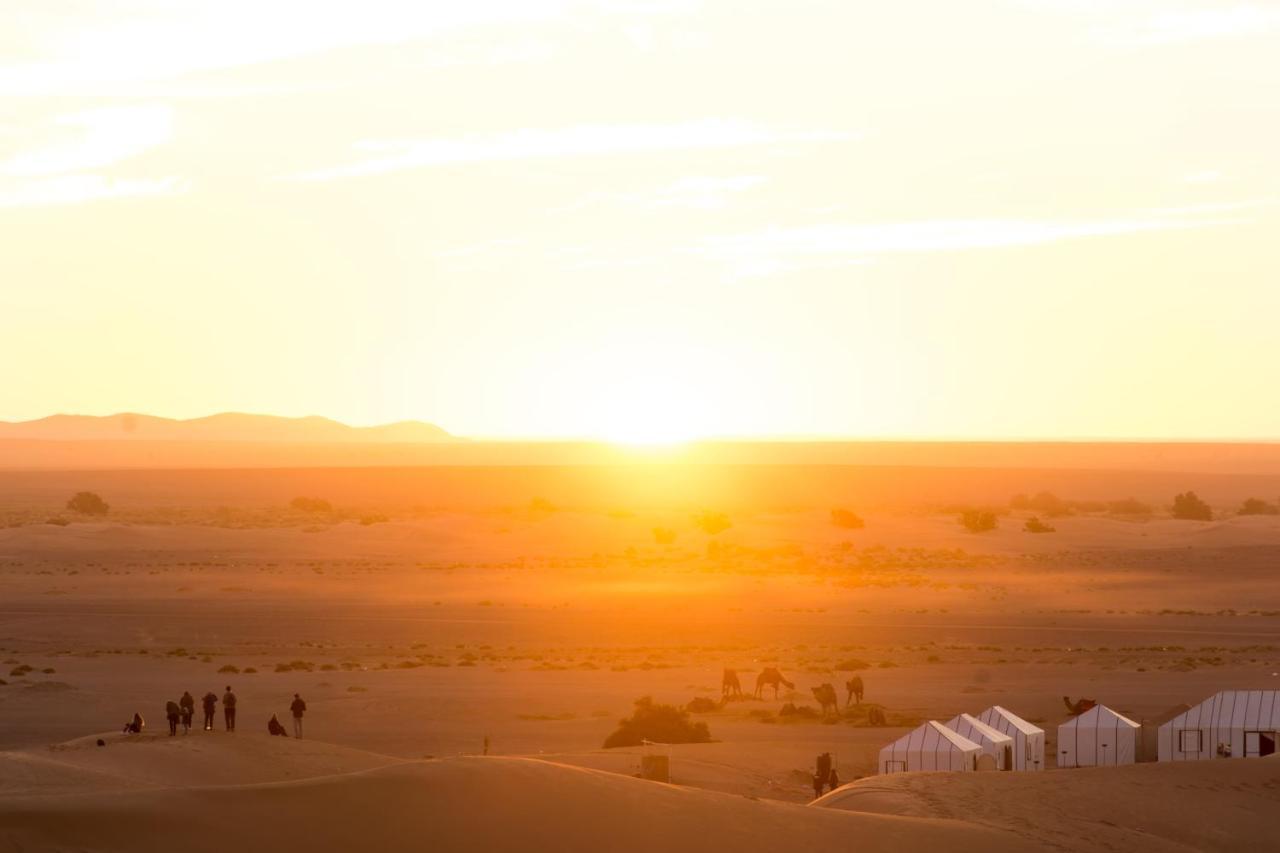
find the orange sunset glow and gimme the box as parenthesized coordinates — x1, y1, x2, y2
(2, 4, 1280, 853)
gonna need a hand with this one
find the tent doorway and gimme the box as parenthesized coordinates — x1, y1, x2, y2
(1244, 731, 1276, 758)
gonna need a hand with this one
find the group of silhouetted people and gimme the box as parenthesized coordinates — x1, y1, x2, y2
(123, 686, 307, 739)
(811, 752, 840, 800)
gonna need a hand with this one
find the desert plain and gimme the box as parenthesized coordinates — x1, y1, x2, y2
(2, 447, 1280, 852)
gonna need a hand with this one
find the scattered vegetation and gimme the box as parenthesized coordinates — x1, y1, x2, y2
(693, 511, 732, 536)
(651, 526, 677, 545)
(603, 696, 712, 748)
(1172, 491, 1213, 521)
(1023, 516, 1056, 533)
(290, 496, 332, 513)
(1010, 492, 1152, 518)
(66, 492, 109, 516)
(829, 508, 865, 530)
(1238, 497, 1279, 516)
(684, 696, 720, 713)
(960, 509, 998, 533)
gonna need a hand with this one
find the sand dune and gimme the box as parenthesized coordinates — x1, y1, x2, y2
(816, 757, 1280, 851)
(5, 732, 1279, 852)
(0, 735, 1032, 853)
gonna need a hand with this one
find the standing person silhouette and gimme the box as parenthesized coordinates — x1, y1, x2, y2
(201, 691, 218, 731)
(165, 700, 181, 736)
(289, 693, 307, 738)
(222, 685, 237, 732)
(179, 691, 195, 734)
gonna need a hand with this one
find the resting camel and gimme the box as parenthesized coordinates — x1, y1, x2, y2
(812, 683, 839, 716)
(754, 667, 795, 699)
(722, 668, 743, 699)
(1063, 696, 1097, 716)
(844, 675, 864, 707)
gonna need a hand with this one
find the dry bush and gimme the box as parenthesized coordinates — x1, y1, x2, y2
(652, 526, 677, 545)
(829, 508, 865, 530)
(685, 696, 721, 713)
(959, 509, 998, 533)
(603, 697, 712, 748)
(692, 511, 732, 535)
(66, 492, 109, 516)
(1023, 516, 1056, 533)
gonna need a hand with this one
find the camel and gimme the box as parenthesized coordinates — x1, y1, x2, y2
(722, 668, 743, 699)
(1063, 696, 1097, 716)
(754, 667, 795, 699)
(812, 683, 839, 716)
(844, 675, 864, 707)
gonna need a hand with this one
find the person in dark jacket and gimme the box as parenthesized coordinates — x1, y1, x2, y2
(123, 712, 144, 734)
(289, 693, 307, 739)
(202, 691, 218, 731)
(267, 714, 289, 737)
(165, 700, 181, 736)
(179, 691, 195, 734)
(222, 686, 237, 731)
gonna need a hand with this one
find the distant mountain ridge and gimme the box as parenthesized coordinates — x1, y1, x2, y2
(0, 413, 457, 443)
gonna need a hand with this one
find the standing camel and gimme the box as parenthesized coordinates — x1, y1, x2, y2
(812, 683, 839, 716)
(844, 675, 865, 707)
(722, 668, 743, 700)
(754, 667, 795, 699)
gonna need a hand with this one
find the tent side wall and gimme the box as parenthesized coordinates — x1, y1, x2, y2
(1160, 691, 1280, 762)
(978, 707, 1045, 771)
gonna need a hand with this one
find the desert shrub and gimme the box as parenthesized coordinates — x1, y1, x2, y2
(1010, 492, 1069, 516)
(1172, 491, 1213, 521)
(693, 511, 731, 535)
(1107, 498, 1152, 517)
(66, 492, 109, 516)
(685, 696, 720, 713)
(603, 696, 712, 748)
(652, 526, 677, 545)
(778, 703, 818, 718)
(41, 667, 55, 674)
(829, 508, 865, 530)
(289, 496, 332, 513)
(960, 509, 997, 533)
(834, 658, 869, 671)
(243, 667, 257, 674)
(218, 664, 240, 673)
(359, 514, 389, 525)
(1238, 497, 1280, 516)
(1023, 516, 1056, 533)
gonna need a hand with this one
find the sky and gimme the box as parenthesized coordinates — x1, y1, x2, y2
(1, 0, 1278, 442)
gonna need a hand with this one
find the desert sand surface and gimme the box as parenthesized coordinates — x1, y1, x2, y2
(3, 458, 1280, 849)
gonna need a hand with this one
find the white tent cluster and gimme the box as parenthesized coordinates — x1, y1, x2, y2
(878, 706, 1044, 775)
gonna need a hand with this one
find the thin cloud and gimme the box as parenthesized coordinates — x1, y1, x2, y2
(555, 174, 767, 213)
(1, 105, 173, 178)
(286, 121, 854, 181)
(684, 210, 1248, 276)
(0, 175, 183, 208)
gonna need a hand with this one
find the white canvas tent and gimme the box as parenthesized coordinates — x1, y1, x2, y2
(944, 713, 1014, 770)
(878, 721, 982, 774)
(977, 705, 1045, 771)
(1057, 704, 1139, 768)
(1158, 690, 1280, 762)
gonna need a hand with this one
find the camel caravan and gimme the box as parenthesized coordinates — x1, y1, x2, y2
(715, 667, 885, 728)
